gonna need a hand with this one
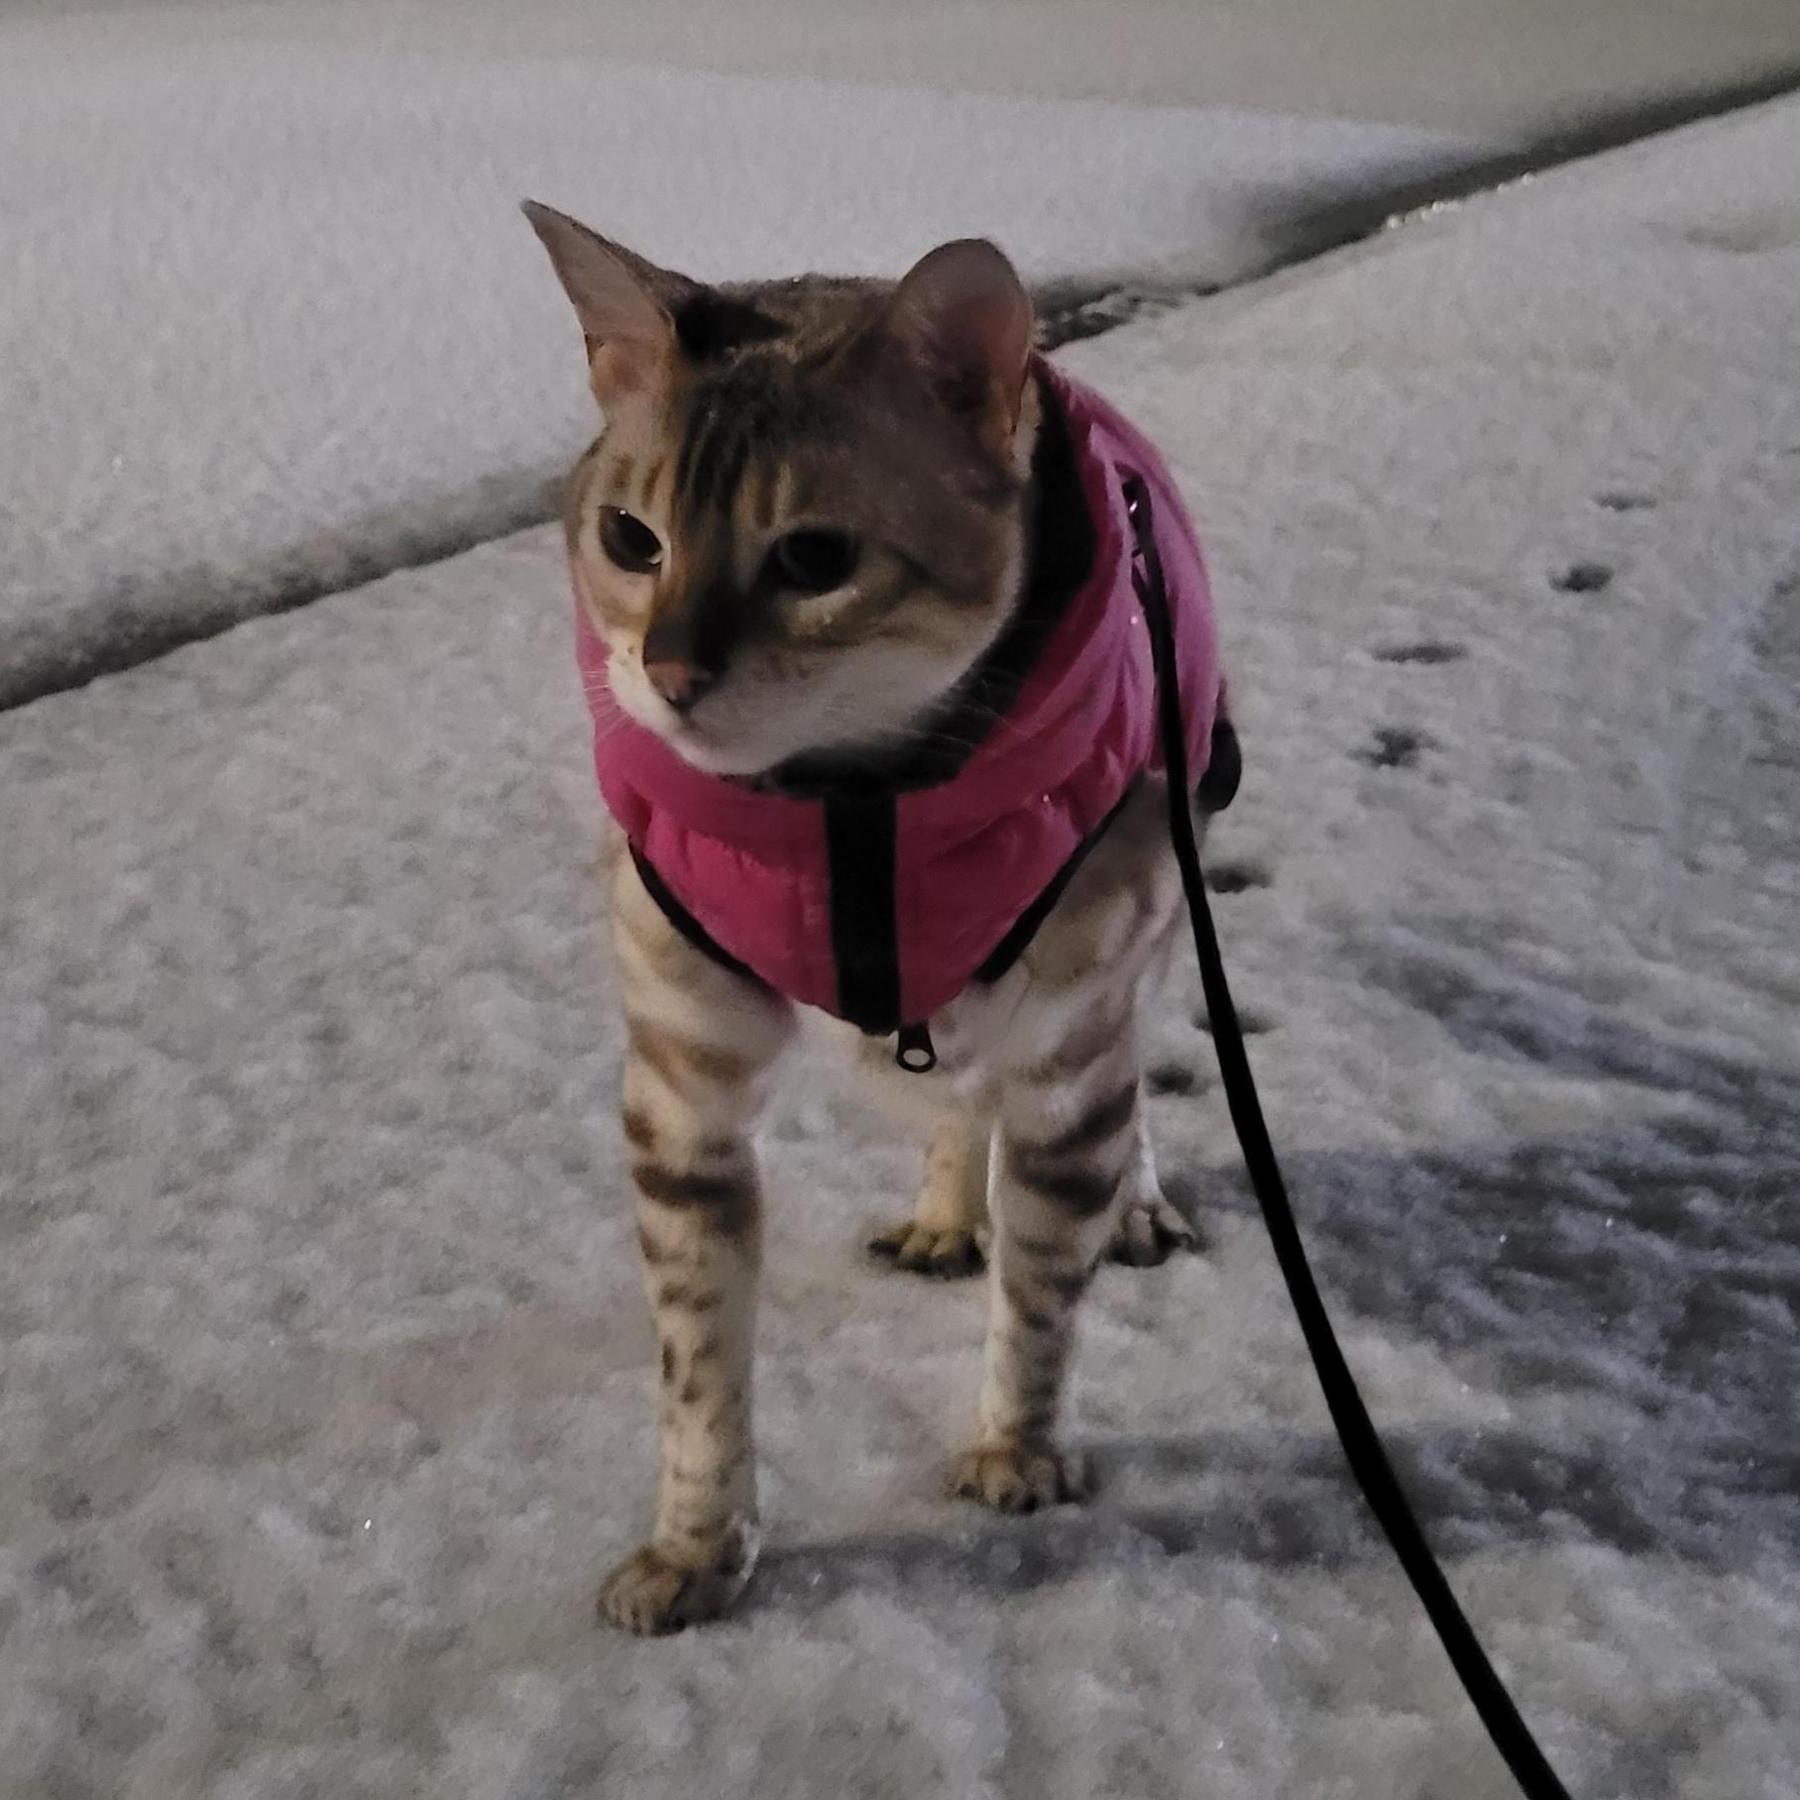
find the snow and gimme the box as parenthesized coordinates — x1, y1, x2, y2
(3, 82, 1800, 1800)
(20, 0, 1800, 133)
(0, 6, 1477, 708)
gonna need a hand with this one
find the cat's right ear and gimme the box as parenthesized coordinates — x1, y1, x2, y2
(521, 202, 692, 401)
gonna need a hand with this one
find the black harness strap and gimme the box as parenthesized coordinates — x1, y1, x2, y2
(973, 792, 1133, 986)
(1124, 473, 1575, 1800)
(823, 792, 904, 1036)
(629, 846, 767, 990)
(973, 714, 1239, 993)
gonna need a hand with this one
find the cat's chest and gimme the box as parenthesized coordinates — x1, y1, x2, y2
(842, 780, 1178, 1098)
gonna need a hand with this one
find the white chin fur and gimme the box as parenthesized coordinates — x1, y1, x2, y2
(662, 735, 779, 778)
(615, 665, 954, 779)
(608, 672, 799, 777)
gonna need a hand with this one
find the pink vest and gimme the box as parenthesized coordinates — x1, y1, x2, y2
(578, 360, 1226, 1037)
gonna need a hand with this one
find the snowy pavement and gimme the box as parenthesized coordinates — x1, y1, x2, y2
(3, 83, 1800, 1800)
(0, 5, 1477, 709)
(21, 0, 1800, 132)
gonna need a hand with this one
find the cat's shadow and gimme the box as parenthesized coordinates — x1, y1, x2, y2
(748, 1410, 1783, 1621)
(748, 944, 1800, 1622)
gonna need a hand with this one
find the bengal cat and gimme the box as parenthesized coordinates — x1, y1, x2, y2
(525, 203, 1211, 1634)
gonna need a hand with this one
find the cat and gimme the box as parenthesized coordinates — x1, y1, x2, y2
(524, 202, 1232, 1634)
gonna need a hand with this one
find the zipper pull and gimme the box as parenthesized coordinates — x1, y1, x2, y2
(894, 1022, 938, 1074)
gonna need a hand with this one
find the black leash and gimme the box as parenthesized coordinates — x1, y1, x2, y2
(1123, 474, 1575, 1800)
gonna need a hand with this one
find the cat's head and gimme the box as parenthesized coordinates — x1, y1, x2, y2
(524, 203, 1037, 778)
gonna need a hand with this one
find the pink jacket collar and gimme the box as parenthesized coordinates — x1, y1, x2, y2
(577, 358, 1226, 1033)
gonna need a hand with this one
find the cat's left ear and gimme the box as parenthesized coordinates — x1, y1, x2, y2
(884, 238, 1033, 450)
(521, 201, 696, 401)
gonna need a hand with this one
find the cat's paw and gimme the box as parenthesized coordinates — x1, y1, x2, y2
(597, 1525, 759, 1635)
(1107, 1195, 1198, 1267)
(867, 1220, 986, 1279)
(949, 1443, 1091, 1513)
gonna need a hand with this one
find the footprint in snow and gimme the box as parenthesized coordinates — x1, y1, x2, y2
(1372, 641, 1467, 666)
(1551, 562, 1614, 595)
(1146, 1060, 1206, 1097)
(1357, 726, 1430, 769)
(1205, 859, 1272, 893)
(1193, 1007, 1274, 1038)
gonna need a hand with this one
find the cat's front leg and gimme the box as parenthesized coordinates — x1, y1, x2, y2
(951, 1001, 1141, 1511)
(599, 857, 792, 1635)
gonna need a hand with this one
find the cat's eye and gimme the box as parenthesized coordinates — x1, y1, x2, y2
(598, 507, 663, 575)
(769, 529, 858, 594)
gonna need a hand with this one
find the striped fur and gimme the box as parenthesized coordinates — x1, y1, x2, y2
(529, 213, 1200, 1635)
(531, 209, 1037, 782)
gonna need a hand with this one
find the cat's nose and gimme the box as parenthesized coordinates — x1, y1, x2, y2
(644, 659, 714, 714)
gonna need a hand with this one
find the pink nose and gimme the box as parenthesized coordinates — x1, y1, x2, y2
(644, 659, 713, 714)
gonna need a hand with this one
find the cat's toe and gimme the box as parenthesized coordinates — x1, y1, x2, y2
(1108, 1196, 1198, 1267)
(949, 1443, 1091, 1513)
(867, 1221, 986, 1279)
(597, 1527, 759, 1635)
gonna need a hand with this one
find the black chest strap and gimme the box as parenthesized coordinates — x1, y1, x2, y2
(821, 791, 904, 1037)
(629, 848, 767, 991)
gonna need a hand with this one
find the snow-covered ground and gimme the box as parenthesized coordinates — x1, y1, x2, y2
(22, 0, 1800, 132)
(0, 6, 1481, 708)
(3, 76, 1799, 1800)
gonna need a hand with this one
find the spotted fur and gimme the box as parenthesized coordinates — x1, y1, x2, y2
(527, 205, 1200, 1635)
